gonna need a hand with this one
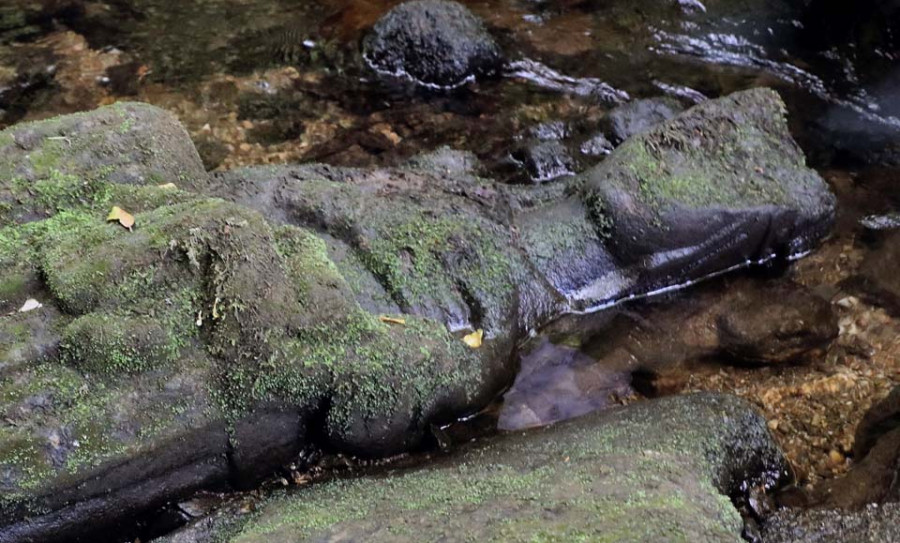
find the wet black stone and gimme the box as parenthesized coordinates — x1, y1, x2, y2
(605, 96, 685, 143)
(362, 0, 504, 89)
(511, 140, 577, 182)
(580, 132, 614, 157)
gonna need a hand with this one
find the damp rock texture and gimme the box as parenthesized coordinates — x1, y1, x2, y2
(0, 89, 835, 541)
(163, 393, 790, 543)
(362, 0, 504, 89)
(582, 88, 836, 295)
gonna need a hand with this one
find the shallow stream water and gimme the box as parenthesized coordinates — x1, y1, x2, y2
(1, 0, 899, 540)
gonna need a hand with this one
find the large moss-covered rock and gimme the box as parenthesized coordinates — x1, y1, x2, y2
(0, 90, 836, 541)
(0, 111, 497, 542)
(163, 393, 789, 543)
(583, 87, 836, 295)
(0, 101, 209, 225)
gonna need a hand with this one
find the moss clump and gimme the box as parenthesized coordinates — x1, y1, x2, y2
(60, 313, 179, 375)
(273, 225, 356, 325)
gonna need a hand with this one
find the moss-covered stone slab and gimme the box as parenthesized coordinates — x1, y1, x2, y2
(165, 393, 789, 543)
(583, 87, 836, 295)
(0, 101, 208, 225)
(0, 89, 837, 541)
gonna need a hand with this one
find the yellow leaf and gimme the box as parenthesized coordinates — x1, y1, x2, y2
(107, 206, 135, 231)
(379, 316, 406, 325)
(462, 329, 483, 349)
(158, 182, 177, 190)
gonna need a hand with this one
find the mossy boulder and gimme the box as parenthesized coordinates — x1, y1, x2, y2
(0, 112, 503, 541)
(0, 91, 836, 541)
(0, 101, 208, 225)
(583, 88, 836, 294)
(163, 393, 790, 543)
(209, 163, 559, 404)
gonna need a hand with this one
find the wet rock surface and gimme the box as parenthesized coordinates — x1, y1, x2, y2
(604, 97, 685, 144)
(584, 89, 836, 293)
(0, 89, 835, 541)
(762, 503, 900, 543)
(362, 0, 504, 89)
(161, 393, 790, 543)
(856, 231, 900, 314)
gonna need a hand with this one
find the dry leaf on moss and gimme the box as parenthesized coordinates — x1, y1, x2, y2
(379, 316, 406, 325)
(463, 329, 483, 348)
(107, 206, 135, 231)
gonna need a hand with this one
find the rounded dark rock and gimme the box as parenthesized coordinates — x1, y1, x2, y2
(854, 386, 900, 460)
(362, 0, 504, 89)
(604, 96, 685, 144)
(512, 140, 577, 183)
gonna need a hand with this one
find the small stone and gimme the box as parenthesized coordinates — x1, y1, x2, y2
(828, 449, 845, 465)
(18, 298, 42, 312)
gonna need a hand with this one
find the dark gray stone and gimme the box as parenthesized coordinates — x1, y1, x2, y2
(362, 0, 504, 89)
(605, 97, 684, 143)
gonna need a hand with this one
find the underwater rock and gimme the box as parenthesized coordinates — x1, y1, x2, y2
(511, 139, 577, 183)
(765, 386, 900, 537)
(497, 338, 633, 430)
(857, 231, 900, 314)
(362, 0, 504, 89)
(604, 96, 685, 144)
(854, 385, 900, 460)
(161, 393, 790, 543)
(498, 277, 837, 430)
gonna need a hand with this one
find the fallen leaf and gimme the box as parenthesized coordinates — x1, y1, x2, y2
(157, 182, 177, 190)
(379, 316, 406, 325)
(463, 329, 484, 349)
(107, 206, 135, 231)
(18, 298, 42, 313)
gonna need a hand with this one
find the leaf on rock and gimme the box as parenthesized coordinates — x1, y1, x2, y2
(463, 329, 483, 349)
(107, 206, 135, 231)
(379, 315, 406, 325)
(18, 298, 42, 313)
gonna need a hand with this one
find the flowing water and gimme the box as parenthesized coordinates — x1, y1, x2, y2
(1, 0, 898, 540)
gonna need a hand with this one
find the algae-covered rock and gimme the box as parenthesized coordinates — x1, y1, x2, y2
(0, 109, 504, 541)
(0, 101, 208, 225)
(362, 0, 504, 89)
(0, 90, 835, 541)
(583, 87, 836, 293)
(166, 393, 789, 543)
